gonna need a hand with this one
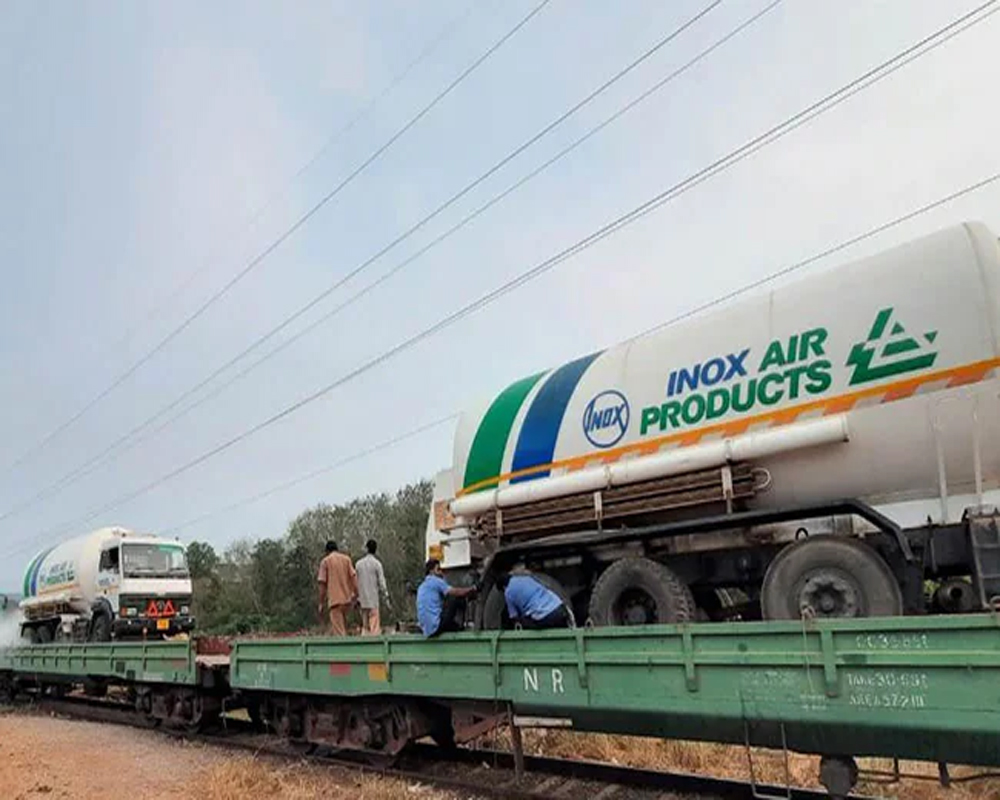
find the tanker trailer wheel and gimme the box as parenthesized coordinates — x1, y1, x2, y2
(588, 557, 695, 627)
(761, 536, 902, 620)
(481, 572, 575, 630)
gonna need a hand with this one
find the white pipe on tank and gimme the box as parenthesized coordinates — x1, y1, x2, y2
(450, 415, 849, 518)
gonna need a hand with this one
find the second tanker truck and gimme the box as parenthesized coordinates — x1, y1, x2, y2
(427, 221, 1000, 628)
(19, 527, 195, 643)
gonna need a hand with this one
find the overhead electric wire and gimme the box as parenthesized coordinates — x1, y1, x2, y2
(91, 170, 1000, 547)
(0, 0, 735, 522)
(0, 0, 551, 477)
(10, 0, 998, 555)
(158, 414, 458, 536)
(633, 171, 1000, 341)
(99, 3, 479, 364)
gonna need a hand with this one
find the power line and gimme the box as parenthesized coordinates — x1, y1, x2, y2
(98, 3, 479, 366)
(0, 0, 735, 522)
(1, 0, 551, 477)
(634, 171, 1000, 341)
(163, 175, 1000, 537)
(13, 0, 998, 553)
(18, 169, 999, 562)
(158, 414, 458, 536)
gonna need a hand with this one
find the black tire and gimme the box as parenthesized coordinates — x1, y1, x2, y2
(588, 557, 695, 627)
(761, 536, 903, 620)
(481, 572, 575, 630)
(480, 585, 510, 631)
(35, 625, 53, 644)
(90, 613, 112, 642)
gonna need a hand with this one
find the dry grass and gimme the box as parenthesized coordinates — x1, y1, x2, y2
(486, 730, 1000, 800)
(193, 756, 452, 800)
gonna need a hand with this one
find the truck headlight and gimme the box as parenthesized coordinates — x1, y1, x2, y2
(180, 606, 190, 616)
(126, 607, 138, 617)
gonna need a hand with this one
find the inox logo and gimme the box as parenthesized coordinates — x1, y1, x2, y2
(583, 390, 630, 448)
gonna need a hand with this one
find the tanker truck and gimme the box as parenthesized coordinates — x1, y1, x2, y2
(426, 221, 1000, 628)
(19, 527, 195, 643)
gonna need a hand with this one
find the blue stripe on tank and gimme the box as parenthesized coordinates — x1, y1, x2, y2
(510, 352, 602, 483)
(29, 546, 55, 596)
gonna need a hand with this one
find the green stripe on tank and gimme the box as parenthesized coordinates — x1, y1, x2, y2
(463, 371, 545, 491)
(23, 553, 41, 597)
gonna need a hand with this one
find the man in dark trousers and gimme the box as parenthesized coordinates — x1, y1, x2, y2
(416, 558, 477, 637)
(497, 570, 572, 629)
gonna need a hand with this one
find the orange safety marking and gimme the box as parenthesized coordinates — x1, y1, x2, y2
(947, 365, 991, 388)
(457, 357, 1000, 496)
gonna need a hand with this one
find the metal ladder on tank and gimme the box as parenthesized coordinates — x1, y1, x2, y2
(931, 396, 1000, 609)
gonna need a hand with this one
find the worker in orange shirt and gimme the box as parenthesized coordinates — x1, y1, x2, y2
(317, 540, 358, 636)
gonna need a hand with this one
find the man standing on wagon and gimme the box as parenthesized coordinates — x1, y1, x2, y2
(356, 539, 391, 635)
(317, 540, 357, 636)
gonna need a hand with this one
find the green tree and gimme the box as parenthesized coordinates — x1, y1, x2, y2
(186, 541, 219, 580)
(188, 479, 434, 635)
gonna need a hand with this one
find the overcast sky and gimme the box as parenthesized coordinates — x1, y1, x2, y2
(1, 0, 998, 589)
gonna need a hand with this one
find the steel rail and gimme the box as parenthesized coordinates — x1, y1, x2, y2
(4, 691, 877, 799)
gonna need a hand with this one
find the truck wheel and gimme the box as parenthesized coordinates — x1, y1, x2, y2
(481, 572, 575, 630)
(90, 614, 112, 642)
(761, 536, 902, 620)
(480, 586, 511, 631)
(588, 557, 695, 627)
(35, 625, 53, 644)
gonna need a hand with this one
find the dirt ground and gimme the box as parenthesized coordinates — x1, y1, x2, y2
(0, 714, 451, 800)
(4, 712, 998, 799)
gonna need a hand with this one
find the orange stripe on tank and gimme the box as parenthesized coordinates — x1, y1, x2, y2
(947, 365, 991, 387)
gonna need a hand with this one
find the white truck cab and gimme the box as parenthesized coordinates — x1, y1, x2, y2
(20, 527, 194, 643)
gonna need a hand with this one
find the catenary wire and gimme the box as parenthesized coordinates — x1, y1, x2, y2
(158, 414, 458, 536)
(98, 3, 479, 366)
(0, 0, 734, 522)
(0, 0, 551, 477)
(123, 172, 1000, 546)
(9, 0, 998, 555)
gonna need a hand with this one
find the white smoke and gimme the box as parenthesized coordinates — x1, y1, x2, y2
(0, 612, 24, 649)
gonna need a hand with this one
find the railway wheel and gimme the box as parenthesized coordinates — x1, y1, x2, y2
(761, 536, 902, 620)
(588, 557, 695, 626)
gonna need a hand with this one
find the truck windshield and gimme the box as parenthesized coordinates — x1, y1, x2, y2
(122, 544, 189, 578)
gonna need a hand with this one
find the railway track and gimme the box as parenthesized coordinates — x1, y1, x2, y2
(4, 692, 869, 799)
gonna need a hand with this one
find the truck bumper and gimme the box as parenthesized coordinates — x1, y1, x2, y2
(113, 617, 196, 638)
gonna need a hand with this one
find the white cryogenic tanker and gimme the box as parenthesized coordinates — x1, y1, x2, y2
(427, 222, 1000, 627)
(19, 527, 194, 643)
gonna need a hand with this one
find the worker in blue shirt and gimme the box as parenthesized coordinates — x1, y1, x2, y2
(416, 558, 477, 637)
(497, 571, 572, 629)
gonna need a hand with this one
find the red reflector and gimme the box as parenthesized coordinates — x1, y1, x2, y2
(162, 599, 176, 617)
(146, 600, 160, 617)
(329, 663, 351, 677)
